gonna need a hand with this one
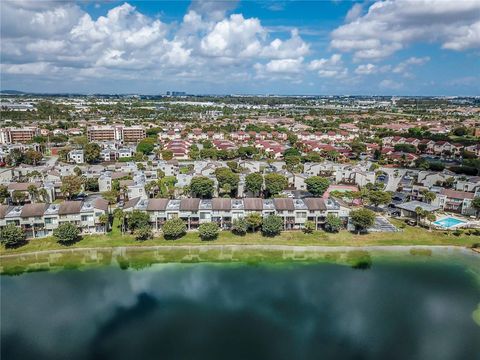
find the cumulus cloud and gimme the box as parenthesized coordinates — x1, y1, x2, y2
(308, 54, 348, 78)
(331, 0, 480, 60)
(0, 1, 311, 85)
(345, 3, 363, 23)
(355, 63, 377, 75)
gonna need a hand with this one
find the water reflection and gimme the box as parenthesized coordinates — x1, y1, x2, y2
(2, 262, 480, 360)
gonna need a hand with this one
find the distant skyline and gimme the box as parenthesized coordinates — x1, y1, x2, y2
(1, 0, 479, 96)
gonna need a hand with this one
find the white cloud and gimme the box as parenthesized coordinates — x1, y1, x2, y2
(200, 14, 265, 58)
(264, 58, 304, 74)
(345, 3, 363, 23)
(393, 56, 430, 74)
(355, 63, 377, 75)
(0, 1, 313, 87)
(331, 0, 480, 60)
(308, 54, 348, 78)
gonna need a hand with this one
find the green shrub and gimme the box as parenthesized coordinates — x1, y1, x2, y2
(162, 218, 187, 240)
(134, 226, 153, 241)
(261, 215, 283, 237)
(198, 222, 219, 241)
(302, 221, 315, 234)
(231, 218, 248, 236)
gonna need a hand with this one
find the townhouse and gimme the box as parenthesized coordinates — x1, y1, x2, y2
(123, 196, 350, 231)
(434, 189, 476, 216)
(0, 198, 108, 238)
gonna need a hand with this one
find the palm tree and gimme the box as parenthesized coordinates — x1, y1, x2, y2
(27, 185, 38, 203)
(98, 214, 109, 233)
(421, 190, 436, 204)
(38, 188, 50, 203)
(426, 213, 436, 231)
(120, 185, 129, 201)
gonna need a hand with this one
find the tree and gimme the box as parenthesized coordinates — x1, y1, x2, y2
(73, 166, 82, 177)
(426, 213, 436, 231)
(305, 176, 330, 197)
(246, 212, 262, 232)
(161, 149, 173, 160)
(215, 168, 239, 196)
(113, 208, 126, 234)
(415, 207, 427, 226)
(471, 197, 480, 219)
(231, 218, 248, 236)
(421, 190, 436, 204)
(127, 210, 150, 232)
(367, 190, 392, 208)
(53, 223, 81, 244)
(198, 222, 219, 241)
(84, 143, 101, 164)
(262, 215, 283, 237)
(264, 173, 287, 197)
(98, 214, 109, 232)
(12, 190, 26, 205)
(136, 139, 155, 155)
(23, 149, 43, 165)
(27, 185, 38, 203)
(325, 213, 343, 233)
(84, 178, 99, 192)
(0, 185, 9, 204)
(245, 173, 263, 196)
(162, 218, 187, 240)
(61, 175, 83, 199)
(349, 208, 376, 234)
(190, 176, 214, 198)
(102, 190, 119, 205)
(134, 226, 153, 241)
(351, 141, 366, 158)
(0, 224, 27, 248)
(37, 188, 49, 203)
(302, 220, 316, 234)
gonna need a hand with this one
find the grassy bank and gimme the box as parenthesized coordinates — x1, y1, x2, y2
(1, 218, 479, 275)
(1, 219, 479, 256)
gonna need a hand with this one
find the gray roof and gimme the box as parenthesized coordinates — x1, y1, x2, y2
(396, 201, 440, 212)
(0, 205, 12, 219)
(303, 198, 327, 211)
(147, 198, 169, 211)
(243, 198, 263, 211)
(20, 203, 48, 218)
(212, 198, 231, 211)
(58, 201, 84, 215)
(180, 198, 200, 211)
(123, 197, 141, 210)
(273, 198, 295, 211)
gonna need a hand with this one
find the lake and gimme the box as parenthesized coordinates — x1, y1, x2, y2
(2, 254, 480, 360)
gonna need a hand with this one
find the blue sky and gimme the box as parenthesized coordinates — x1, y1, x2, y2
(1, 0, 479, 95)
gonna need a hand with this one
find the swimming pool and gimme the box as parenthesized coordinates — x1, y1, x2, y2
(433, 217, 466, 228)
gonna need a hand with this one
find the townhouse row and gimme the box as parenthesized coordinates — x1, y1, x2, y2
(123, 197, 351, 231)
(0, 198, 109, 238)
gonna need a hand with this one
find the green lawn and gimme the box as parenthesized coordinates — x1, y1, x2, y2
(1, 218, 479, 256)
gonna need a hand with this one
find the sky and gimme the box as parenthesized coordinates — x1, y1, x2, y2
(1, 0, 479, 95)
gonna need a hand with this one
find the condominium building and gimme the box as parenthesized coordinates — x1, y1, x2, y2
(0, 127, 40, 144)
(0, 198, 109, 238)
(87, 125, 146, 143)
(123, 197, 350, 231)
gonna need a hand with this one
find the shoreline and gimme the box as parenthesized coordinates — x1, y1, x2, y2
(1, 243, 478, 259)
(1, 244, 478, 275)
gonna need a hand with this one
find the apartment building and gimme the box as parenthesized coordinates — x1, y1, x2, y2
(0, 198, 108, 238)
(123, 196, 350, 231)
(87, 126, 146, 143)
(0, 127, 40, 144)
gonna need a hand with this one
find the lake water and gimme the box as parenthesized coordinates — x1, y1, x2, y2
(2, 256, 480, 360)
